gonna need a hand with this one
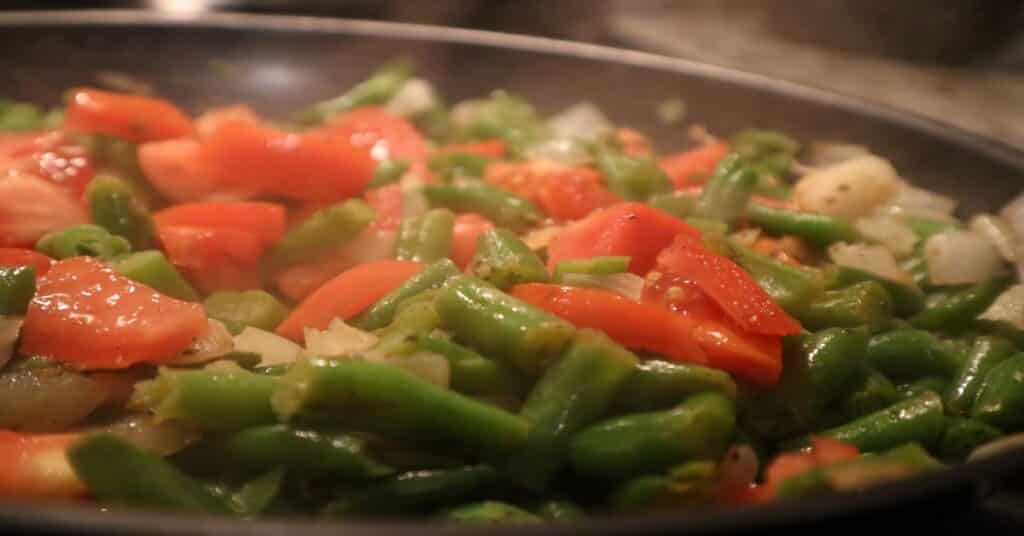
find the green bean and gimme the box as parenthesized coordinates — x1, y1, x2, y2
(223, 425, 392, 478)
(552, 256, 631, 282)
(939, 417, 1002, 459)
(910, 274, 1012, 332)
(569, 393, 735, 481)
(429, 152, 492, 181)
(840, 369, 900, 420)
(731, 128, 799, 178)
(366, 158, 410, 189)
(0, 266, 34, 315)
(828, 265, 925, 317)
(265, 199, 374, 270)
(68, 434, 229, 514)
(611, 460, 717, 511)
(897, 376, 949, 401)
(775, 443, 942, 498)
(450, 91, 545, 157)
(730, 241, 820, 313)
(273, 358, 529, 457)
(229, 467, 285, 516)
(509, 330, 638, 490)
(295, 58, 412, 125)
(534, 500, 585, 521)
(435, 276, 575, 374)
(972, 354, 1024, 432)
(946, 336, 1017, 416)
(86, 173, 158, 250)
(322, 465, 497, 517)
(612, 360, 738, 413)
(355, 259, 458, 331)
(204, 290, 288, 334)
(110, 250, 199, 302)
(131, 362, 278, 433)
(866, 329, 961, 381)
(412, 101, 451, 141)
(445, 501, 541, 524)
(469, 229, 549, 289)
(745, 204, 857, 246)
(648, 192, 697, 219)
(423, 181, 541, 231)
(415, 334, 526, 398)
(0, 99, 43, 131)
(821, 392, 946, 452)
(591, 142, 672, 201)
(798, 281, 893, 331)
(36, 224, 131, 260)
(694, 153, 758, 225)
(394, 208, 455, 263)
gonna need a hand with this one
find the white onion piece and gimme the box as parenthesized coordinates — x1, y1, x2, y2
(0, 316, 22, 369)
(233, 327, 303, 367)
(806, 142, 871, 168)
(730, 228, 761, 249)
(449, 100, 481, 130)
(924, 229, 1003, 286)
(523, 225, 564, 251)
(968, 432, 1024, 462)
(715, 445, 759, 493)
(525, 138, 591, 165)
(304, 318, 378, 358)
(828, 242, 915, 286)
(854, 216, 919, 258)
(793, 156, 900, 219)
(372, 351, 450, 389)
(339, 228, 399, 267)
(979, 284, 1024, 331)
(169, 319, 233, 365)
(0, 367, 106, 432)
(560, 273, 645, 302)
(884, 180, 957, 216)
(546, 102, 613, 142)
(970, 214, 1017, 262)
(385, 78, 438, 118)
(999, 193, 1024, 240)
(95, 414, 200, 456)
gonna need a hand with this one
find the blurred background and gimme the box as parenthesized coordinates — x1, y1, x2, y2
(10, 0, 1024, 148)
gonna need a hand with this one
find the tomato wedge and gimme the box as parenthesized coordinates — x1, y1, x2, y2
(546, 202, 700, 275)
(19, 257, 207, 369)
(659, 141, 729, 189)
(0, 431, 84, 499)
(754, 437, 860, 501)
(321, 106, 429, 163)
(364, 184, 404, 232)
(64, 88, 193, 143)
(0, 131, 95, 197)
(655, 235, 801, 336)
(0, 174, 89, 248)
(438, 139, 506, 158)
(153, 202, 286, 247)
(276, 260, 424, 342)
(0, 248, 53, 276)
(536, 167, 618, 222)
(157, 225, 265, 293)
(451, 213, 496, 270)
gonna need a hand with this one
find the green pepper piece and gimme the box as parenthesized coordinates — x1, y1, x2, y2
(450, 91, 545, 157)
(730, 241, 820, 314)
(0, 99, 43, 131)
(840, 368, 900, 420)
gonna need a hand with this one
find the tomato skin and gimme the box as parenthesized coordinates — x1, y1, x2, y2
(0, 248, 53, 276)
(660, 142, 729, 189)
(438, 139, 506, 158)
(546, 202, 700, 275)
(0, 131, 95, 197)
(19, 257, 207, 369)
(484, 161, 617, 221)
(451, 213, 495, 270)
(0, 174, 90, 248)
(153, 202, 286, 247)
(157, 225, 264, 294)
(0, 430, 84, 499)
(64, 88, 193, 143)
(321, 106, 429, 163)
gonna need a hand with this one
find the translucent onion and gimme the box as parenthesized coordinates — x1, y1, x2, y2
(806, 142, 870, 168)
(924, 229, 1003, 286)
(233, 326, 303, 367)
(828, 242, 915, 286)
(793, 156, 900, 219)
(560, 273, 645, 302)
(365, 351, 450, 389)
(93, 414, 200, 456)
(0, 316, 22, 369)
(304, 318, 378, 358)
(875, 180, 958, 223)
(970, 214, 1017, 262)
(854, 216, 919, 258)
(523, 225, 564, 251)
(524, 138, 591, 165)
(546, 102, 613, 142)
(979, 284, 1024, 331)
(385, 78, 438, 118)
(169, 319, 234, 365)
(0, 367, 106, 432)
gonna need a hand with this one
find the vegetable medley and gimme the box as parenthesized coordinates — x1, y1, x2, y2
(1, 59, 1024, 523)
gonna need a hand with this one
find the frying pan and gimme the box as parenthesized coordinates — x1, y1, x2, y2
(0, 10, 1023, 535)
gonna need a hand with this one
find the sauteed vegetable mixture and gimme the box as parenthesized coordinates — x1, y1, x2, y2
(1, 60, 1023, 522)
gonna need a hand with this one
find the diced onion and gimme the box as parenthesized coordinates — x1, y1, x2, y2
(560, 273, 645, 302)
(970, 214, 1017, 262)
(875, 180, 958, 224)
(806, 142, 871, 168)
(525, 138, 591, 165)
(371, 351, 450, 389)
(828, 242, 915, 286)
(979, 284, 1024, 330)
(401, 187, 429, 222)
(854, 216, 919, 258)
(169, 319, 233, 365)
(0, 367, 106, 433)
(924, 229, 1003, 286)
(233, 326, 303, 367)
(304, 318, 378, 358)
(0, 316, 22, 369)
(385, 78, 438, 118)
(94, 414, 200, 456)
(999, 193, 1024, 241)
(968, 432, 1024, 462)
(793, 155, 900, 219)
(523, 225, 564, 251)
(546, 102, 613, 142)
(729, 228, 761, 249)
(339, 228, 399, 267)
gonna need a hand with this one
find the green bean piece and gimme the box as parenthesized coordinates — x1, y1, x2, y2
(204, 290, 289, 334)
(821, 392, 946, 452)
(131, 362, 278, 432)
(939, 417, 1002, 459)
(450, 91, 545, 157)
(569, 393, 735, 481)
(429, 152, 492, 181)
(0, 266, 34, 315)
(730, 241, 820, 313)
(693, 154, 758, 225)
(415, 334, 526, 398)
(731, 128, 799, 178)
(322, 465, 497, 517)
(394, 208, 455, 263)
(435, 276, 575, 374)
(946, 336, 1017, 416)
(745, 204, 858, 246)
(897, 376, 950, 400)
(866, 329, 961, 381)
(423, 181, 542, 232)
(412, 101, 451, 141)
(841, 369, 900, 420)
(798, 281, 893, 331)
(534, 500, 585, 521)
(470, 229, 549, 289)
(553, 256, 631, 281)
(910, 275, 1012, 332)
(265, 199, 375, 271)
(972, 354, 1024, 432)
(68, 434, 229, 514)
(355, 259, 459, 331)
(828, 265, 925, 317)
(445, 501, 541, 524)
(110, 251, 199, 302)
(611, 460, 717, 511)
(274, 358, 530, 457)
(223, 425, 392, 478)
(229, 467, 285, 516)
(36, 224, 131, 260)
(613, 360, 738, 413)
(591, 142, 672, 201)
(367, 158, 410, 189)
(648, 192, 697, 219)
(86, 174, 158, 250)
(295, 58, 412, 125)
(683, 217, 730, 238)
(775, 443, 942, 499)
(509, 330, 638, 490)
(0, 99, 43, 131)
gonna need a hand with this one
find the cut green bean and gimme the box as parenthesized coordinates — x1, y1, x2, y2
(694, 153, 758, 225)
(223, 425, 392, 478)
(731, 128, 799, 178)
(265, 199, 375, 270)
(445, 501, 540, 524)
(415, 334, 526, 398)
(36, 224, 131, 260)
(939, 417, 1002, 459)
(429, 152, 492, 181)
(553, 256, 630, 280)
(841, 368, 900, 420)
(295, 58, 412, 125)
(897, 376, 949, 400)
(730, 241, 820, 313)
(367, 158, 410, 189)
(110, 250, 199, 302)
(0, 266, 34, 315)
(946, 336, 1017, 416)
(910, 275, 1012, 332)
(86, 173, 158, 250)
(204, 290, 288, 334)
(821, 392, 946, 452)
(469, 229, 549, 289)
(592, 142, 672, 201)
(322, 465, 497, 518)
(613, 360, 738, 413)
(746, 204, 858, 246)
(798, 281, 893, 331)
(355, 259, 459, 330)
(829, 265, 925, 317)
(972, 354, 1024, 432)
(648, 192, 697, 219)
(423, 181, 541, 231)
(395, 208, 455, 263)
(866, 329, 961, 381)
